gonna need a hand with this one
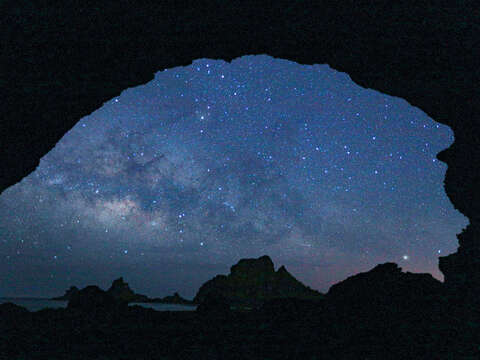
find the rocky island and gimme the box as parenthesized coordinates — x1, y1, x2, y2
(194, 255, 324, 310)
(52, 277, 194, 305)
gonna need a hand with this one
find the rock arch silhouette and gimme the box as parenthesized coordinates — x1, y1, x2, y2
(2, 2, 479, 296)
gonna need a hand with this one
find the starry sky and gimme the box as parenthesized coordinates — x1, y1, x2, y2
(0, 55, 468, 298)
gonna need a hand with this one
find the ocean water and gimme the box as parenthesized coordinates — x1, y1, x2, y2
(0, 298, 196, 312)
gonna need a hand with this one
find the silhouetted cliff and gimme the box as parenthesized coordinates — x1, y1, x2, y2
(325, 262, 447, 322)
(106, 277, 150, 303)
(194, 255, 324, 309)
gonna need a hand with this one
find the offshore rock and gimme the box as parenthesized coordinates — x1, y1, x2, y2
(106, 277, 194, 304)
(106, 277, 149, 303)
(67, 285, 128, 314)
(194, 255, 324, 309)
(148, 292, 195, 305)
(57, 278, 193, 305)
(51, 286, 79, 301)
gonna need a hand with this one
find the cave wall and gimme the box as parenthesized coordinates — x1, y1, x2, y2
(2, 1, 479, 294)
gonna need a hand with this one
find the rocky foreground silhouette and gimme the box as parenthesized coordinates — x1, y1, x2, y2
(2, 255, 480, 359)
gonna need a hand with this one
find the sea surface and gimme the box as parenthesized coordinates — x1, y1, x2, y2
(0, 297, 197, 312)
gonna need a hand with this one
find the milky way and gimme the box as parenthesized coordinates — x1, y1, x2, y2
(0, 55, 468, 298)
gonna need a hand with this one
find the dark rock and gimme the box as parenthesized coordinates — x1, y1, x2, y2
(67, 285, 127, 314)
(260, 297, 326, 320)
(105, 277, 193, 304)
(272, 265, 322, 298)
(0, 302, 30, 320)
(193, 274, 230, 304)
(106, 277, 149, 303)
(325, 262, 446, 318)
(0, 302, 32, 336)
(439, 222, 480, 298)
(230, 255, 275, 278)
(60, 278, 194, 307)
(194, 255, 324, 309)
(51, 286, 79, 300)
(157, 292, 194, 305)
(196, 291, 230, 316)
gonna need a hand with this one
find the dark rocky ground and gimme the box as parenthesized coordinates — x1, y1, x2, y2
(2, 270, 479, 359)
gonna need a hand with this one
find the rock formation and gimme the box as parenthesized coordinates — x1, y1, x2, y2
(194, 255, 324, 309)
(438, 222, 480, 300)
(67, 285, 127, 314)
(51, 286, 79, 301)
(53, 278, 194, 305)
(0, 302, 30, 319)
(196, 291, 231, 316)
(325, 262, 446, 318)
(106, 277, 149, 303)
(148, 292, 194, 305)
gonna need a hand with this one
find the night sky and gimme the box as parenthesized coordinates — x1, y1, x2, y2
(0, 55, 468, 298)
